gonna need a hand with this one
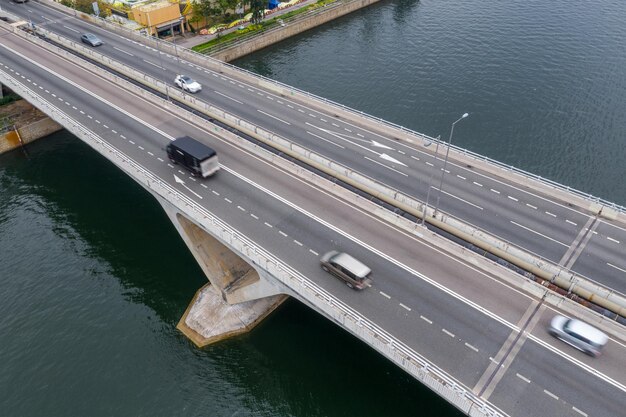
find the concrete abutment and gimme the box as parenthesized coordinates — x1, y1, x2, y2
(156, 196, 287, 347)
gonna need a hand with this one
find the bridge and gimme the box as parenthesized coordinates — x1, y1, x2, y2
(0, 2, 624, 416)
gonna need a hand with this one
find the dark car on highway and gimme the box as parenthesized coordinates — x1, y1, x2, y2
(80, 33, 103, 47)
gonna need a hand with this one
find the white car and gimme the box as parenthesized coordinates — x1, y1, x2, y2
(548, 315, 608, 357)
(174, 75, 202, 93)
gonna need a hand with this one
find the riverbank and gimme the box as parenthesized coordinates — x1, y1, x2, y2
(183, 0, 384, 62)
(0, 99, 62, 155)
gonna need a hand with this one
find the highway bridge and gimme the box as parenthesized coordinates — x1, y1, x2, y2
(0, 2, 624, 416)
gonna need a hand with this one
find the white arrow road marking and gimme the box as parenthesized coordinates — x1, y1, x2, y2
(371, 140, 394, 149)
(305, 123, 406, 168)
(174, 175, 203, 199)
(380, 153, 407, 166)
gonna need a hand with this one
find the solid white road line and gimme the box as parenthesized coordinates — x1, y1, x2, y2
(364, 156, 408, 177)
(257, 109, 290, 125)
(510, 221, 569, 247)
(307, 131, 345, 148)
(436, 188, 484, 210)
(113, 46, 134, 56)
(214, 90, 243, 104)
(607, 262, 626, 273)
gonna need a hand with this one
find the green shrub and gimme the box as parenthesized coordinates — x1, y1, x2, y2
(0, 93, 20, 107)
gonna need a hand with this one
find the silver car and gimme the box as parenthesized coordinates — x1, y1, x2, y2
(320, 251, 372, 290)
(80, 33, 103, 47)
(548, 315, 608, 357)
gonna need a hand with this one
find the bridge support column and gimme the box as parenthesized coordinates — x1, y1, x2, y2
(156, 199, 287, 347)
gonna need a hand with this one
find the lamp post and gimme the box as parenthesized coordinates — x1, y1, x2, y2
(433, 113, 469, 217)
(420, 135, 441, 226)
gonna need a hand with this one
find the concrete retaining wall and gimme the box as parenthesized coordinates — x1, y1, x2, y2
(211, 0, 383, 62)
(0, 117, 62, 155)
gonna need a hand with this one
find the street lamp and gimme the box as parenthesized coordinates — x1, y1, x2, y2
(433, 113, 469, 217)
(420, 135, 441, 226)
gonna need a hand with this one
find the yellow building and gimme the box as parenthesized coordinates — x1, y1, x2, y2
(132, 1, 185, 37)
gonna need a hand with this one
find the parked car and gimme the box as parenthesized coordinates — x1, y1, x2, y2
(80, 33, 103, 47)
(320, 251, 372, 290)
(174, 75, 202, 93)
(548, 315, 608, 357)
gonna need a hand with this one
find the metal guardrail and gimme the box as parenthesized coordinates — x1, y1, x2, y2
(0, 64, 503, 417)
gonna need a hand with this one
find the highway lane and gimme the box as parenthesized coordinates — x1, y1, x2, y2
(490, 339, 626, 417)
(1, 24, 624, 416)
(4, 1, 626, 295)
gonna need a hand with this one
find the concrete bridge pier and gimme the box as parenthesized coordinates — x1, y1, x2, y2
(156, 197, 288, 347)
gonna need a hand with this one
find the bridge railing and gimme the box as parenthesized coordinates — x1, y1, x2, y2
(0, 65, 504, 417)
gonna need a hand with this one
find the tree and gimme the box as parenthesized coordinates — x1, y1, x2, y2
(191, 0, 214, 28)
(247, 0, 265, 24)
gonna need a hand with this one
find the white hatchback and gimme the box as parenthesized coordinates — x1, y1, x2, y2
(174, 75, 202, 93)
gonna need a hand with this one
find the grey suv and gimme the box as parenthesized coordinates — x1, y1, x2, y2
(320, 251, 372, 290)
(548, 315, 608, 357)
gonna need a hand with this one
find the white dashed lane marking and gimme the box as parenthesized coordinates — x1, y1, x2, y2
(464, 343, 479, 352)
(473, 181, 483, 187)
(224, 198, 232, 203)
(309, 249, 318, 256)
(543, 389, 559, 400)
(442, 329, 455, 338)
(516, 373, 530, 383)
(399, 303, 411, 311)
(278, 231, 288, 237)
(545, 211, 557, 217)
(293, 240, 303, 246)
(379, 291, 391, 299)
(264, 222, 273, 228)
(508, 196, 518, 201)
(420, 315, 432, 324)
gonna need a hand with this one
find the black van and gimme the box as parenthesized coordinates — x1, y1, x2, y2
(166, 136, 219, 178)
